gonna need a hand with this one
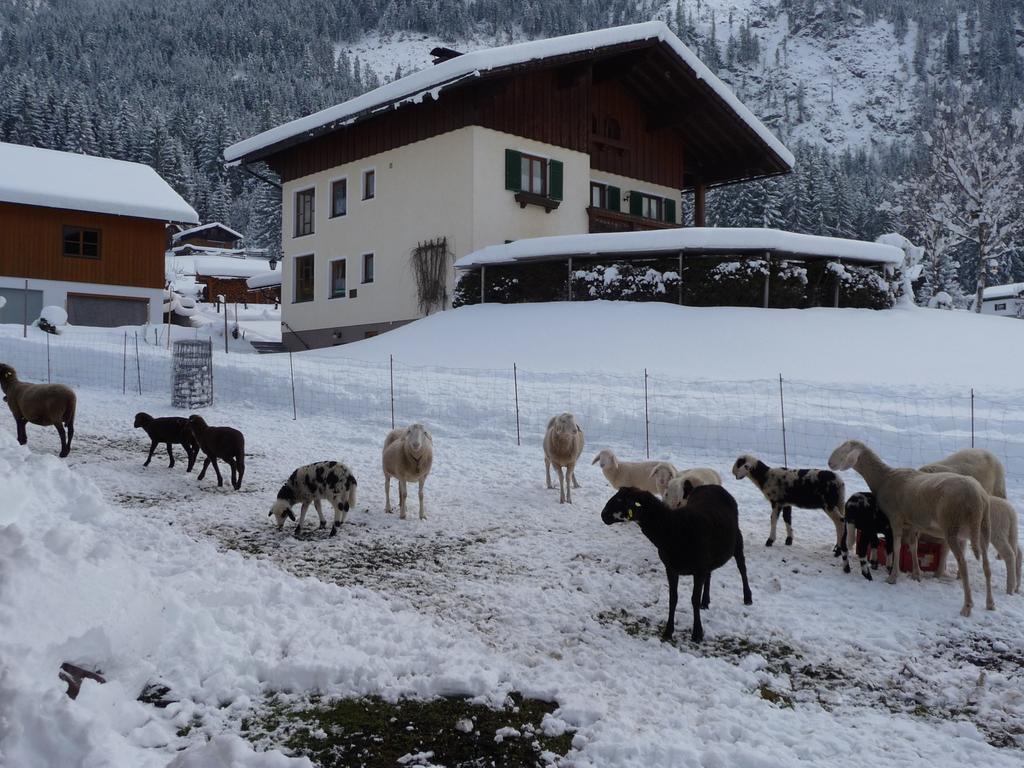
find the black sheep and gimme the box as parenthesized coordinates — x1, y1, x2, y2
(187, 415, 245, 490)
(602, 485, 753, 643)
(133, 412, 199, 471)
(843, 491, 894, 581)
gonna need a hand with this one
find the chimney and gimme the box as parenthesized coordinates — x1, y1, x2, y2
(430, 46, 463, 65)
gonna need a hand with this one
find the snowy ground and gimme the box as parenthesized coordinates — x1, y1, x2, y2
(2, 304, 1024, 766)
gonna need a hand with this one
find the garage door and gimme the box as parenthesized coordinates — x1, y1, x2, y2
(0, 287, 43, 325)
(67, 294, 149, 327)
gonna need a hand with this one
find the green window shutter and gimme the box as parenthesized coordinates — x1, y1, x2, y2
(629, 190, 643, 216)
(548, 160, 563, 200)
(504, 149, 521, 192)
(607, 185, 621, 212)
(664, 198, 677, 224)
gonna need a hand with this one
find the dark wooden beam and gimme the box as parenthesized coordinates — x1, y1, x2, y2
(593, 48, 653, 85)
(693, 181, 707, 227)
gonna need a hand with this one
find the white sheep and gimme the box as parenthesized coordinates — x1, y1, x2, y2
(828, 439, 993, 616)
(383, 422, 434, 520)
(933, 496, 1021, 595)
(919, 448, 1006, 498)
(592, 449, 671, 495)
(662, 468, 723, 510)
(544, 413, 584, 504)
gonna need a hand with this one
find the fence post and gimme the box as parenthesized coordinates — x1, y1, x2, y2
(289, 350, 297, 420)
(122, 332, 128, 395)
(224, 301, 229, 354)
(389, 354, 395, 429)
(46, 331, 51, 383)
(644, 368, 650, 459)
(778, 373, 788, 467)
(135, 332, 142, 395)
(513, 363, 521, 446)
(970, 388, 975, 448)
(23, 279, 28, 338)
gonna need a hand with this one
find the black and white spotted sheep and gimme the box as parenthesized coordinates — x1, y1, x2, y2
(732, 454, 850, 572)
(843, 491, 894, 581)
(269, 461, 358, 537)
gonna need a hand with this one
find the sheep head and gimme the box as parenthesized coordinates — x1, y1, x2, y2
(133, 412, 150, 429)
(601, 487, 648, 525)
(268, 497, 297, 531)
(732, 454, 759, 480)
(551, 412, 580, 438)
(0, 364, 16, 394)
(187, 414, 207, 432)
(592, 449, 618, 470)
(648, 462, 676, 494)
(405, 422, 431, 454)
(828, 440, 866, 471)
(663, 477, 696, 510)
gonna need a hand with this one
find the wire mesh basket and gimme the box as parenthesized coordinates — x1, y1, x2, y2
(171, 339, 213, 408)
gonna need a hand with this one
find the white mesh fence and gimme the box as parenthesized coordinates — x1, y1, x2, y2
(4, 331, 1024, 482)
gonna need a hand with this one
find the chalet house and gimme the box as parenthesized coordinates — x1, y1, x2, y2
(0, 142, 198, 327)
(165, 221, 277, 305)
(224, 21, 793, 350)
(170, 222, 244, 251)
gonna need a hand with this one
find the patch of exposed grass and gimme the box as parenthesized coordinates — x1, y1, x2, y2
(240, 692, 572, 767)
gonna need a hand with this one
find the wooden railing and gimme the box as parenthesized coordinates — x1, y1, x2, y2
(586, 206, 677, 234)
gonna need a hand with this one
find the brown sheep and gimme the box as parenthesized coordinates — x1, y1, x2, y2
(0, 363, 76, 457)
(187, 415, 245, 490)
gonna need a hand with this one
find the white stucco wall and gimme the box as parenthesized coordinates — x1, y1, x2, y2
(278, 125, 685, 340)
(0, 275, 162, 326)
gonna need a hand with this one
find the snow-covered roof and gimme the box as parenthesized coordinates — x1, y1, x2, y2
(246, 270, 282, 290)
(193, 257, 277, 279)
(455, 228, 904, 269)
(224, 21, 793, 171)
(171, 222, 243, 243)
(0, 142, 198, 223)
(981, 282, 1024, 301)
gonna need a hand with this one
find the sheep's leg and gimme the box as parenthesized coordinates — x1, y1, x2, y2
(144, 440, 158, 467)
(314, 498, 326, 529)
(418, 479, 427, 520)
(210, 458, 224, 487)
(329, 498, 347, 537)
(566, 464, 575, 503)
(982, 542, 995, 611)
(384, 474, 393, 514)
(831, 510, 850, 573)
(734, 532, 754, 605)
(662, 566, 678, 641)
(295, 501, 310, 535)
(197, 456, 211, 481)
(689, 573, 705, 644)
(185, 442, 198, 472)
(934, 544, 952, 580)
(856, 527, 873, 581)
(782, 505, 793, 545)
(224, 458, 237, 489)
(545, 458, 554, 489)
(886, 531, 903, 585)
(56, 423, 69, 458)
(947, 535, 973, 617)
(908, 530, 923, 582)
(556, 465, 566, 504)
(166, 442, 175, 469)
(15, 418, 27, 445)
(766, 504, 780, 547)
(398, 478, 408, 520)
(571, 467, 581, 489)
(700, 573, 711, 609)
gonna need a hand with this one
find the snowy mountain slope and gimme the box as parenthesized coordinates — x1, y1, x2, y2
(339, 0, 921, 151)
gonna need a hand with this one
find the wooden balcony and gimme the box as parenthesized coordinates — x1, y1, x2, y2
(587, 206, 677, 234)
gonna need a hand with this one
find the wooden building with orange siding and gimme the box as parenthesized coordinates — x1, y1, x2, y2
(0, 142, 198, 327)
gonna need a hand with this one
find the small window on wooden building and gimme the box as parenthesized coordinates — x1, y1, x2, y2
(294, 254, 314, 303)
(63, 226, 101, 259)
(604, 117, 621, 141)
(330, 259, 347, 299)
(994, 302, 1007, 311)
(362, 253, 375, 284)
(331, 178, 347, 217)
(362, 169, 376, 200)
(294, 188, 315, 237)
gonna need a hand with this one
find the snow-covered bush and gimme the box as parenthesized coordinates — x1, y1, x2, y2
(36, 305, 68, 334)
(571, 263, 680, 301)
(828, 262, 894, 310)
(927, 291, 955, 310)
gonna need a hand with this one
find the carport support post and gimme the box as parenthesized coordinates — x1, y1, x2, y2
(833, 260, 841, 308)
(567, 257, 573, 301)
(480, 266, 486, 305)
(763, 253, 771, 308)
(678, 253, 683, 305)
(46, 331, 51, 383)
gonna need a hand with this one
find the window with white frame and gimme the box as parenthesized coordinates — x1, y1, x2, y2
(362, 169, 375, 200)
(331, 178, 347, 217)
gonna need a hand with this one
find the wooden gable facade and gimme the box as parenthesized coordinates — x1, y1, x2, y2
(248, 38, 790, 211)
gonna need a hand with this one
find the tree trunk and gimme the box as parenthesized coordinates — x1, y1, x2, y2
(974, 222, 987, 314)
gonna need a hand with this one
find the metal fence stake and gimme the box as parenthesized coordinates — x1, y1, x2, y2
(514, 363, 521, 446)
(644, 368, 650, 459)
(779, 373, 788, 467)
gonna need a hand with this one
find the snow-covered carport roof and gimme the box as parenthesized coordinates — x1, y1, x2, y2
(246, 270, 282, 290)
(455, 228, 904, 270)
(224, 21, 793, 185)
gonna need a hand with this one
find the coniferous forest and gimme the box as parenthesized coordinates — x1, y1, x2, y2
(1, 0, 1021, 304)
